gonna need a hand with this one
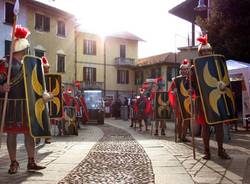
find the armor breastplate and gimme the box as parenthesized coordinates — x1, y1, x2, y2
(0, 59, 25, 99)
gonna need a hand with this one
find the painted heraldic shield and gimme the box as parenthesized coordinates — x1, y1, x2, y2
(22, 55, 51, 138)
(155, 92, 171, 120)
(193, 54, 238, 125)
(45, 74, 62, 118)
(174, 76, 191, 121)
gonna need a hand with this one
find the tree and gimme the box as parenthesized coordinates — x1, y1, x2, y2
(196, 0, 250, 62)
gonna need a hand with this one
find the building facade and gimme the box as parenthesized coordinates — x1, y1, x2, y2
(25, 0, 76, 83)
(76, 31, 142, 101)
(0, 0, 28, 58)
(0, 0, 76, 84)
(136, 53, 179, 91)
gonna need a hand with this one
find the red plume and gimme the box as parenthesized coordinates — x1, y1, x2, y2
(75, 80, 81, 89)
(15, 25, 30, 39)
(182, 59, 190, 65)
(197, 34, 208, 45)
(41, 56, 48, 65)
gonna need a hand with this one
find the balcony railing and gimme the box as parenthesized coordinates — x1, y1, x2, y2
(114, 57, 135, 67)
(81, 81, 104, 90)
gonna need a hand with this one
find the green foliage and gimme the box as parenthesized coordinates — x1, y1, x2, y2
(196, 0, 250, 62)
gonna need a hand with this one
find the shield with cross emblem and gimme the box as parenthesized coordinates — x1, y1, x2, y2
(155, 92, 171, 120)
(45, 74, 62, 119)
(174, 76, 191, 121)
(22, 55, 51, 138)
(193, 54, 238, 124)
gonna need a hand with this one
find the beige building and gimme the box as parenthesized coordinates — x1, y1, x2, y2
(136, 53, 179, 91)
(25, 0, 76, 83)
(76, 31, 143, 100)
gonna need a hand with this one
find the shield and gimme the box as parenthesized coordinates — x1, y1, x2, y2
(45, 74, 62, 118)
(155, 92, 171, 120)
(193, 54, 238, 124)
(174, 76, 191, 121)
(22, 55, 51, 138)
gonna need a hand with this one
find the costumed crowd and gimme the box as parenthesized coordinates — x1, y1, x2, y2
(0, 25, 235, 176)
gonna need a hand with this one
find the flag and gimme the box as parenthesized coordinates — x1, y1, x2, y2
(13, 0, 20, 16)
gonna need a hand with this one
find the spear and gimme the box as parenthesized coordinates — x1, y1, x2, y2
(189, 66, 196, 159)
(0, 0, 19, 148)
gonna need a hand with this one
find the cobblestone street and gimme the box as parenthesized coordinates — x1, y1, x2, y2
(0, 118, 250, 184)
(58, 125, 154, 184)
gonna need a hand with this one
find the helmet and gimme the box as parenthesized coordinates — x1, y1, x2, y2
(197, 34, 212, 56)
(13, 25, 30, 53)
(179, 59, 190, 77)
(67, 87, 73, 94)
(41, 56, 50, 73)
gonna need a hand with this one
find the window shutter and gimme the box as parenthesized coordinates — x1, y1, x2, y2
(93, 68, 96, 82)
(83, 40, 87, 54)
(83, 67, 86, 81)
(126, 70, 129, 84)
(120, 45, 126, 58)
(62, 56, 65, 72)
(93, 41, 96, 55)
(35, 14, 41, 30)
(62, 22, 65, 36)
(44, 16, 50, 32)
(4, 40, 11, 56)
(117, 70, 120, 84)
(5, 3, 14, 24)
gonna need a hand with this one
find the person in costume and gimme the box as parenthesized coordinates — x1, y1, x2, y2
(194, 35, 230, 160)
(168, 59, 190, 142)
(153, 77, 166, 136)
(0, 25, 46, 174)
(134, 88, 152, 131)
(79, 93, 89, 124)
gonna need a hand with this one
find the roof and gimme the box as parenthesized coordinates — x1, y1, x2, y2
(137, 53, 177, 67)
(168, 0, 207, 23)
(26, 0, 75, 18)
(107, 31, 144, 41)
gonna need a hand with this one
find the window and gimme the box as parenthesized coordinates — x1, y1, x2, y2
(57, 54, 65, 73)
(83, 67, 96, 82)
(83, 40, 96, 55)
(57, 20, 65, 37)
(35, 13, 50, 32)
(117, 70, 129, 84)
(34, 49, 45, 58)
(5, 2, 14, 24)
(151, 67, 161, 78)
(120, 45, 126, 58)
(4, 40, 11, 56)
(135, 70, 143, 85)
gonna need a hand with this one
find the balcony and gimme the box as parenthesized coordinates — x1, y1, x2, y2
(81, 81, 104, 90)
(114, 57, 135, 68)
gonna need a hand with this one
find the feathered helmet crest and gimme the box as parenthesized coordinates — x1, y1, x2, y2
(197, 34, 212, 55)
(41, 56, 49, 67)
(14, 25, 30, 53)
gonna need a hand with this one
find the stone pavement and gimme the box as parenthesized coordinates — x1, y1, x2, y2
(0, 118, 249, 184)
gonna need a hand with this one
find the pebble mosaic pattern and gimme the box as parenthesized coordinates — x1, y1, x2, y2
(58, 125, 155, 184)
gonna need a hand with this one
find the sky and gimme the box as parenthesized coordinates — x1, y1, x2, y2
(55, 0, 201, 58)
